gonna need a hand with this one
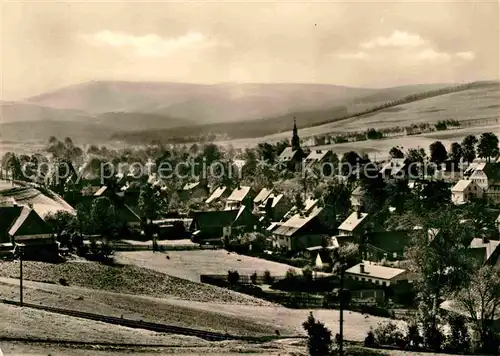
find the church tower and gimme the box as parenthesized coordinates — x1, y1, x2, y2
(291, 116, 301, 151)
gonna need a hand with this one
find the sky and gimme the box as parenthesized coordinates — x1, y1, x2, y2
(1, 0, 499, 100)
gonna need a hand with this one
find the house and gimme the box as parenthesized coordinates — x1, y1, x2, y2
(253, 188, 273, 210)
(345, 262, 407, 287)
(469, 238, 500, 266)
(0, 186, 76, 218)
(306, 245, 335, 269)
(350, 186, 365, 210)
(0, 204, 57, 260)
(272, 206, 328, 251)
(205, 186, 230, 205)
(179, 181, 209, 201)
(365, 230, 412, 262)
(451, 179, 483, 205)
(380, 159, 407, 179)
(282, 197, 319, 221)
(190, 206, 257, 243)
(304, 150, 334, 166)
(440, 299, 500, 333)
(258, 193, 291, 222)
(224, 186, 255, 210)
(278, 147, 305, 171)
(496, 214, 500, 234)
(469, 163, 500, 202)
(338, 211, 369, 237)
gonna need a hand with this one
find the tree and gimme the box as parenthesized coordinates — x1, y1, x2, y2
(89, 197, 121, 240)
(389, 146, 405, 159)
(302, 312, 333, 356)
(138, 183, 168, 248)
(227, 270, 240, 285)
(462, 135, 478, 163)
(429, 141, 447, 165)
(406, 148, 426, 178)
(454, 266, 500, 353)
(404, 208, 475, 349)
(449, 142, 463, 164)
(477, 132, 499, 162)
(44, 211, 77, 249)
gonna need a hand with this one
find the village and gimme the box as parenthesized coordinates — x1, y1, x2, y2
(1, 120, 500, 355)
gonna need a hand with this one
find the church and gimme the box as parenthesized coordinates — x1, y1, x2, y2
(277, 117, 306, 171)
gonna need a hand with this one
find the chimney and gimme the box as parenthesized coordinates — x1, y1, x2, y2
(357, 210, 361, 219)
(360, 263, 365, 274)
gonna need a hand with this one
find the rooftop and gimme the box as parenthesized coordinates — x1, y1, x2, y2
(273, 206, 324, 237)
(205, 186, 227, 204)
(451, 179, 474, 192)
(227, 186, 251, 202)
(254, 188, 273, 204)
(346, 262, 406, 280)
(469, 238, 500, 264)
(338, 212, 369, 232)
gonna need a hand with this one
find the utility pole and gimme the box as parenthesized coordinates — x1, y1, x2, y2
(18, 244, 24, 307)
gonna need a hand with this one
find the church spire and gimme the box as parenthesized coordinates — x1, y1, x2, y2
(291, 116, 300, 151)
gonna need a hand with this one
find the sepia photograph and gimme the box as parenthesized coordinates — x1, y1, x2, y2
(0, 0, 500, 355)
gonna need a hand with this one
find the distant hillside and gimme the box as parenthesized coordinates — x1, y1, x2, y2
(114, 82, 499, 144)
(0, 101, 89, 123)
(23, 81, 378, 123)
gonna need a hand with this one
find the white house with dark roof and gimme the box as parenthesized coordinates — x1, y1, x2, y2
(272, 206, 327, 251)
(224, 186, 255, 211)
(345, 262, 407, 286)
(338, 211, 369, 237)
(451, 179, 483, 205)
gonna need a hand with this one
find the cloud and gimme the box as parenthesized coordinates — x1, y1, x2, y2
(335, 51, 369, 60)
(361, 30, 427, 49)
(415, 48, 452, 63)
(456, 51, 476, 61)
(81, 30, 222, 57)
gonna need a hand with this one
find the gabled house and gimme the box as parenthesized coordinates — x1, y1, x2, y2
(469, 163, 500, 203)
(306, 245, 335, 269)
(282, 197, 319, 221)
(258, 193, 291, 222)
(451, 179, 483, 205)
(190, 206, 257, 243)
(253, 188, 273, 211)
(0, 204, 57, 260)
(338, 211, 369, 238)
(469, 238, 500, 266)
(350, 186, 365, 211)
(179, 181, 209, 201)
(205, 186, 230, 205)
(379, 159, 407, 180)
(224, 186, 255, 211)
(278, 147, 305, 171)
(304, 150, 334, 166)
(272, 206, 328, 251)
(365, 230, 412, 262)
(496, 214, 500, 234)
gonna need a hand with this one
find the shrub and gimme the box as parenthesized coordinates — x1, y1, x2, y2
(406, 320, 423, 349)
(365, 329, 376, 347)
(263, 270, 273, 284)
(444, 314, 470, 354)
(302, 312, 332, 356)
(250, 271, 258, 284)
(302, 266, 313, 282)
(373, 322, 406, 347)
(227, 270, 240, 285)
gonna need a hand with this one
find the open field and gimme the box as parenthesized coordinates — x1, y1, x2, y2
(116, 250, 304, 282)
(0, 260, 269, 305)
(0, 276, 396, 341)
